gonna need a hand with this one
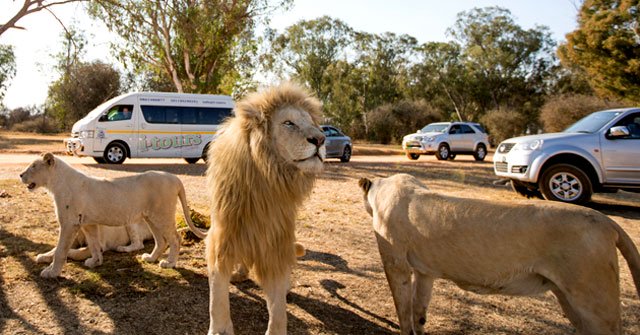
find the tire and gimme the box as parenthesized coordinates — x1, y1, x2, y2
(406, 153, 420, 160)
(448, 154, 456, 160)
(93, 157, 106, 164)
(474, 144, 487, 161)
(435, 143, 450, 160)
(340, 145, 352, 163)
(104, 142, 127, 164)
(202, 143, 211, 163)
(185, 158, 200, 164)
(510, 180, 543, 199)
(539, 164, 592, 204)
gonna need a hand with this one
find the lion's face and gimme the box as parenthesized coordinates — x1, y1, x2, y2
(19, 153, 55, 192)
(270, 106, 326, 174)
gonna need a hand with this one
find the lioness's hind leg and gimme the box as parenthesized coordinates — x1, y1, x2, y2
(159, 224, 180, 268)
(412, 272, 435, 333)
(140, 216, 168, 264)
(67, 247, 92, 261)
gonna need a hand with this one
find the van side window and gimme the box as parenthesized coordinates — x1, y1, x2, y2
(141, 105, 232, 125)
(99, 105, 134, 122)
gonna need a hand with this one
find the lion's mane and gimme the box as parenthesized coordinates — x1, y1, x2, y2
(205, 83, 322, 284)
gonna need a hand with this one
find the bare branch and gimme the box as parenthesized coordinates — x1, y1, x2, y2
(0, 0, 89, 36)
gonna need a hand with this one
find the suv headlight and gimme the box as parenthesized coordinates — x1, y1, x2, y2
(514, 139, 543, 151)
(80, 130, 94, 138)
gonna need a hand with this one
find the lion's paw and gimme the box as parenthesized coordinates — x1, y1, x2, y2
(36, 253, 52, 264)
(40, 265, 60, 278)
(141, 253, 155, 262)
(84, 257, 102, 268)
(159, 260, 176, 269)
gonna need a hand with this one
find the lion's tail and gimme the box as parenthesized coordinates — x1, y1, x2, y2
(612, 221, 640, 298)
(178, 182, 207, 239)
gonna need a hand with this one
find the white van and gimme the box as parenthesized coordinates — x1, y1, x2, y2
(64, 92, 234, 164)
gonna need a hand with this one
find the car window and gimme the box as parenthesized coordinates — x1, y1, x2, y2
(612, 113, 640, 139)
(471, 124, 487, 133)
(461, 125, 476, 134)
(323, 127, 339, 137)
(449, 125, 462, 134)
(100, 105, 134, 122)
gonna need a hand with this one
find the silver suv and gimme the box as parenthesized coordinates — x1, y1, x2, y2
(494, 107, 640, 204)
(402, 122, 490, 161)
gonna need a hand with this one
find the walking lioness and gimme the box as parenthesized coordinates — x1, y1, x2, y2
(20, 153, 204, 278)
(359, 173, 640, 335)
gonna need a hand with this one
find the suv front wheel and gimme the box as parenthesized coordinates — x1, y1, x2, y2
(435, 143, 450, 160)
(539, 164, 592, 204)
(474, 144, 487, 161)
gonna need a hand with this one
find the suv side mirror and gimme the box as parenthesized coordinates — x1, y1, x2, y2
(608, 126, 630, 138)
(416, 129, 422, 133)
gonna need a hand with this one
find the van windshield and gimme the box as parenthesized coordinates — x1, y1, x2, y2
(564, 111, 623, 133)
(86, 96, 126, 119)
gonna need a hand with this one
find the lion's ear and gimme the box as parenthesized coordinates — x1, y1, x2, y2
(358, 178, 372, 194)
(43, 152, 56, 167)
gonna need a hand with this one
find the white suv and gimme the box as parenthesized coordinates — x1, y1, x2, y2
(494, 107, 640, 204)
(402, 122, 490, 161)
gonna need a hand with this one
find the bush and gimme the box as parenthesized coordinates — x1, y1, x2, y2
(366, 100, 441, 144)
(480, 109, 527, 145)
(539, 94, 622, 132)
(11, 118, 60, 133)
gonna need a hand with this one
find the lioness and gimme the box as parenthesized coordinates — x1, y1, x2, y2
(359, 173, 640, 335)
(20, 153, 204, 278)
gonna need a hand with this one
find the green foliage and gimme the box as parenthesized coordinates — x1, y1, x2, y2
(0, 44, 16, 102)
(366, 100, 441, 144)
(47, 61, 121, 130)
(480, 108, 528, 144)
(539, 94, 622, 132)
(559, 0, 640, 103)
(88, 0, 291, 95)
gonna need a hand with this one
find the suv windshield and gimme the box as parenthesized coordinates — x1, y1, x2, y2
(421, 123, 449, 133)
(564, 111, 623, 133)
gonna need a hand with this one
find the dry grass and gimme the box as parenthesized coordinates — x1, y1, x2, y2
(1, 137, 640, 334)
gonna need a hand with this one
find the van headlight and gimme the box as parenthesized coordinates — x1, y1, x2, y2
(514, 139, 543, 151)
(80, 130, 94, 138)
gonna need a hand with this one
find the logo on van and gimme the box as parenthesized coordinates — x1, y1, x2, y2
(141, 134, 203, 151)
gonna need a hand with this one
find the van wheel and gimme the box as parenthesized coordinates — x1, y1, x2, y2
(474, 144, 487, 161)
(435, 143, 450, 160)
(185, 158, 200, 164)
(202, 143, 211, 163)
(539, 164, 592, 204)
(104, 143, 127, 164)
(93, 157, 106, 164)
(406, 153, 420, 160)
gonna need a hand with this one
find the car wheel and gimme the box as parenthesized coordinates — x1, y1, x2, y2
(539, 164, 592, 204)
(406, 153, 420, 160)
(435, 143, 450, 160)
(448, 154, 456, 160)
(104, 142, 127, 164)
(340, 145, 352, 162)
(185, 158, 200, 164)
(474, 144, 487, 161)
(93, 157, 106, 164)
(510, 180, 543, 199)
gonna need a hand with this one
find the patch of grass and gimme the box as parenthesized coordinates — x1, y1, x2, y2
(176, 208, 210, 245)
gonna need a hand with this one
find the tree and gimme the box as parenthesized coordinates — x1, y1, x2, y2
(263, 16, 354, 102)
(47, 60, 121, 129)
(539, 94, 621, 132)
(448, 6, 556, 121)
(0, 45, 16, 103)
(559, 0, 640, 103)
(88, 0, 291, 95)
(0, 0, 87, 36)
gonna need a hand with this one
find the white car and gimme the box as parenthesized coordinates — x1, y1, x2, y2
(402, 122, 490, 161)
(494, 107, 640, 204)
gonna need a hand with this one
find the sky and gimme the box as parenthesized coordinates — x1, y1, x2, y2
(0, 0, 581, 110)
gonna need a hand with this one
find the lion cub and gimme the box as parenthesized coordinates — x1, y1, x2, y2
(20, 153, 205, 278)
(359, 173, 640, 335)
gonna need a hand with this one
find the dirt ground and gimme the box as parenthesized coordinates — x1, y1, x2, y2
(1, 132, 640, 334)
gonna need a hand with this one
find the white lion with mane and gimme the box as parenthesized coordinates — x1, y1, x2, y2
(359, 173, 640, 335)
(20, 153, 204, 278)
(205, 83, 325, 335)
